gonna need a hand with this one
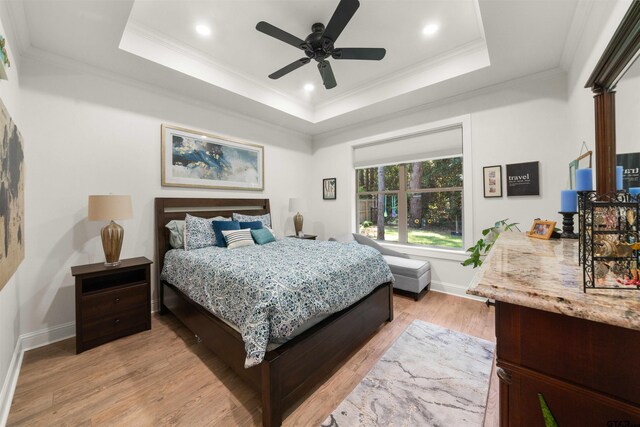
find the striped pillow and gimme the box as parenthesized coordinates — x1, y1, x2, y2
(221, 228, 255, 249)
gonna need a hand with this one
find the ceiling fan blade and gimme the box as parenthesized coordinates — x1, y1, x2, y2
(322, 0, 360, 43)
(318, 61, 337, 89)
(256, 21, 306, 50)
(269, 58, 311, 79)
(332, 48, 386, 60)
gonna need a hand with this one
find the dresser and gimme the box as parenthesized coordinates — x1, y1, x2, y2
(72, 257, 152, 353)
(467, 233, 640, 425)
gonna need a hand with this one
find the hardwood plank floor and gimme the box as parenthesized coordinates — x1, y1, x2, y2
(8, 292, 497, 426)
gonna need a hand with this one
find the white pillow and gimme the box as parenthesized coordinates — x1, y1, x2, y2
(221, 228, 255, 249)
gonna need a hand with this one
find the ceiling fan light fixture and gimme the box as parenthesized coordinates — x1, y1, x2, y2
(195, 24, 212, 37)
(422, 23, 440, 36)
(304, 83, 315, 92)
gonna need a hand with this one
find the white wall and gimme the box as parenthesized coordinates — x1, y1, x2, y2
(15, 54, 312, 338)
(0, 1, 24, 419)
(308, 71, 571, 294)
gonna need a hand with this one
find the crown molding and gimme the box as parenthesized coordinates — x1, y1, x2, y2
(123, 21, 310, 110)
(560, 0, 595, 71)
(313, 67, 566, 144)
(20, 46, 312, 141)
(315, 39, 489, 112)
(2, 0, 31, 69)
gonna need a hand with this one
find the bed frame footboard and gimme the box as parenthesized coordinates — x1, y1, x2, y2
(162, 281, 393, 427)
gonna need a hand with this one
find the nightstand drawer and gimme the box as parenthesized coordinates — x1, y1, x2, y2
(81, 306, 148, 343)
(81, 283, 148, 321)
(72, 257, 152, 353)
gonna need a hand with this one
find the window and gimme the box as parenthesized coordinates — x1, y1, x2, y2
(356, 156, 464, 249)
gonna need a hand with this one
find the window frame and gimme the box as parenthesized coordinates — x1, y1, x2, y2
(349, 115, 473, 260)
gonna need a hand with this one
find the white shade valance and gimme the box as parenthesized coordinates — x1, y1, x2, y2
(353, 125, 462, 168)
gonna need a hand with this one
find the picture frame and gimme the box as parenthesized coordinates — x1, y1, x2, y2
(483, 165, 502, 198)
(569, 150, 592, 190)
(323, 178, 336, 200)
(506, 161, 540, 196)
(161, 124, 264, 191)
(528, 220, 556, 240)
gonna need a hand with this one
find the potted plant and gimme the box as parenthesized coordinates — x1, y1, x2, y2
(461, 219, 520, 268)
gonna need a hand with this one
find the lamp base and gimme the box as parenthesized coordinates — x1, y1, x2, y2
(293, 212, 304, 236)
(101, 220, 124, 266)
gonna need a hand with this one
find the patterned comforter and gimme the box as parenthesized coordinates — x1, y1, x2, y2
(161, 238, 393, 368)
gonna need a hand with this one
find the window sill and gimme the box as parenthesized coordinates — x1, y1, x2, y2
(378, 241, 467, 262)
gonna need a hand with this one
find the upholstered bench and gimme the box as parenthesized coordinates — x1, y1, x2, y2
(329, 233, 431, 301)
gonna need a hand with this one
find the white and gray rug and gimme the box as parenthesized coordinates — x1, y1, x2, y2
(321, 320, 495, 426)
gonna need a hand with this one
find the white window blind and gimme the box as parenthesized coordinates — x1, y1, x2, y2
(352, 125, 462, 168)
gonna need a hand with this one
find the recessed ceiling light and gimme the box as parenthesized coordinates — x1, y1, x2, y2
(195, 24, 212, 37)
(304, 83, 315, 92)
(422, 23, 439, 36)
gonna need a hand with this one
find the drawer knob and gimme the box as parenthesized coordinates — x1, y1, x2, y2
(114, 318, 120, 325)
(115, 297, 120, 303)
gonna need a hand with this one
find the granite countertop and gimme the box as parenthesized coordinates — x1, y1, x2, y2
(466, 231, 640, 331)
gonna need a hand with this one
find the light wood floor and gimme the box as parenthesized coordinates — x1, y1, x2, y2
(8, 291, 498, 426)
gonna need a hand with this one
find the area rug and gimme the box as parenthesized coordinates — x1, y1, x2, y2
(321, 320, 495, 426)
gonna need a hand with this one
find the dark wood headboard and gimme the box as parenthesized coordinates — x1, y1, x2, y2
(154, 197, 271, 295)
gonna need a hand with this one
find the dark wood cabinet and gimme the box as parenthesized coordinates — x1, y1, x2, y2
(72, 257, 152, 353)
(495, 301, 640, 425)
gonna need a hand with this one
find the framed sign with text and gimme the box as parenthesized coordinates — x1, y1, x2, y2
(506, 161, 540, 196)
(617, 152, 640, 189)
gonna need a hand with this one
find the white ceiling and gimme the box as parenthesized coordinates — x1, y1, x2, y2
(10, 0, 584, 135)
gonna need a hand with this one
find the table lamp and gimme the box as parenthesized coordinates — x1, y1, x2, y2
(88, 195, 133, 267)
(289, 198, 305, 236)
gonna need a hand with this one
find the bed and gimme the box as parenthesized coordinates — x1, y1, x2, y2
(155, 197, 394, 427)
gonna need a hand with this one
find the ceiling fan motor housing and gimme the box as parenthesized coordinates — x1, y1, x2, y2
(304, 23, 333, 61)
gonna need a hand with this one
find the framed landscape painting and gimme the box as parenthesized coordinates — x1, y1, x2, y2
(161, 124, 264, 191)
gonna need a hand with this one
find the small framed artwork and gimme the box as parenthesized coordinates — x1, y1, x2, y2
(161, 124, 264, 191)
(483, 165, 502, 198)
(323, 178, 336, 200)
(528, 220, 556, 240)
(569, 150, 592, 190)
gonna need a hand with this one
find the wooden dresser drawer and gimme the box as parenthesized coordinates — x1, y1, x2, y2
(81, 306, 148, 343)
(72, 257, 152, 353)
(81, 283, 148, 321)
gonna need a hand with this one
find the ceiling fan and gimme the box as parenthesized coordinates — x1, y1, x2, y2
(256, 0, 386, 90)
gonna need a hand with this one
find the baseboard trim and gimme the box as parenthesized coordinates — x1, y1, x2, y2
(430, 279, 485, 302)
(0, 338, 23, 427)
(20, 321, 75, 353)
(0, 322, 75, 426)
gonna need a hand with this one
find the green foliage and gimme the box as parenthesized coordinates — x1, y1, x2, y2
(537, 394, 559, 427)
(461, 219, 520, 268)
(361, 220, 373, 228)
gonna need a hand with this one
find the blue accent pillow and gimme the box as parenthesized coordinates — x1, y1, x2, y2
(251, 228, 276, 245)
(212, 220, 240, 247)
(239, 221, 264, 230)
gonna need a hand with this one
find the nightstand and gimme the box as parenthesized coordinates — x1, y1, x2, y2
(71, 257, 152, 353)
(287, 234, 317, 240)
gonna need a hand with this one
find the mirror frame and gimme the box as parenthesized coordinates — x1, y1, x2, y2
(585, 0, 640, 195)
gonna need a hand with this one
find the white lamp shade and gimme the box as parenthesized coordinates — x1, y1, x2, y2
(88, 195, 133, 221)
(288, 198, 306, 212)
